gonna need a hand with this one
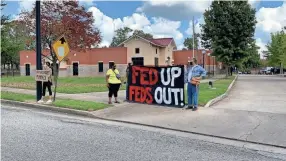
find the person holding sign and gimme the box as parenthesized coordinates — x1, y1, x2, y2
(106, 63, 121, 104)
(38, 61, 53, 104)
(185, 58, 206, 111)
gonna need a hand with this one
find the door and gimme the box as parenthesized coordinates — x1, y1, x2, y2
(132, 57, 144, 66)
(154, 58, 159, 67)
(25, 64, 30, 76)
(73, 62, 79, 76)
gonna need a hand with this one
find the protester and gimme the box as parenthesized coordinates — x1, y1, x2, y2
(125, 62, 132, 101)
(38, 61, 53, 104)
(185, 58, 206, 111)
(106, 63, 121, 104)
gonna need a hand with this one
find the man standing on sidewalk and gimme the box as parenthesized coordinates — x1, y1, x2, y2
(185, 58, 207, 111)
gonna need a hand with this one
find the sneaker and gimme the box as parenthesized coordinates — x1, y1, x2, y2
(192, 107, 198, 111)
(37, 100, 44, 103)
(46, 100, 53, 104)
(183, 105, 193, 110)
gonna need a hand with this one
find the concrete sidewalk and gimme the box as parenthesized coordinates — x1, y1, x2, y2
(91, 103, 286, 147)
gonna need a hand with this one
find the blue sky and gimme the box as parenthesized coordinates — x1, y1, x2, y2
(2, 1, 286, 56)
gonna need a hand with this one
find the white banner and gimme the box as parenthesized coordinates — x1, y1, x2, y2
(35, 70, 51, 82)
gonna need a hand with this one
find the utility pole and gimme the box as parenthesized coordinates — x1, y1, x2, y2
(192, 16, 195, 59)
(36, 0, 42, 101)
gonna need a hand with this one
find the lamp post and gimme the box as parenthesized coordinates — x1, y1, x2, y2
(36, 0, 42, 101)
(212, 56, 215, 76)
(202, 50, 206, 68)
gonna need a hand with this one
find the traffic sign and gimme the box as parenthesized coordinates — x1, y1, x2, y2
(52, 36, 70, 62)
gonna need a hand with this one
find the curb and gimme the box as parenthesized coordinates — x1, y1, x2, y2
(204, 75, 238, 108)
(2, 98, 286, 149)
(1, 99, 96, 118)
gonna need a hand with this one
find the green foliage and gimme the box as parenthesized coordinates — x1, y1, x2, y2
(183, 34, 200, 50)
(266, 30, 286, 68)
(1, 21, 26, 70)
(241, 40, 261, 69)
(201, 1, 256, 68)
(133, 30, 153, 39)
(110, 27, 154, 47)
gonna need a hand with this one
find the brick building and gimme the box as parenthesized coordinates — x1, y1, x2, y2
(20, 37, 219, 77)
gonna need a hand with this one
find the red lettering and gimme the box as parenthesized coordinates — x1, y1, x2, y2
(140, 87, 147, 103)
(149, 68, 158, 85)
(134, 86, 141, 102)
(132, 66, 140, 84)
(129, 86, 136, 101)
(140, 67, 149, 85)
(145, 87, 153, 104)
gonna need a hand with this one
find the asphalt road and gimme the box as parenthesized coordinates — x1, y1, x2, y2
(212, 75, 286, 114)
(2, 105, 286, 161)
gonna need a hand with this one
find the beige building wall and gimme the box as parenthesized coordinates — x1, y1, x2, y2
(124, 38, 160, 66)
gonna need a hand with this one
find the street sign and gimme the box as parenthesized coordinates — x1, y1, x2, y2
(35, 70, 51, 82)
(52, 36, 70, 62)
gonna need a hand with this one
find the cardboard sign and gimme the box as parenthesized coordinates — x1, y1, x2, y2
(35, 70, 51, 82)
(127, 65, 185, 107)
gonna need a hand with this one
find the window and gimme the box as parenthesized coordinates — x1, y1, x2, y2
(156, 49, 158, 54)
(135, 48, 140, 54)
(72, 62, 79, 76)
(132, 57, 144, 66)
(109, 61, 114, 69)
(98, 62, 103, 72)
(154, 58, 159, 67)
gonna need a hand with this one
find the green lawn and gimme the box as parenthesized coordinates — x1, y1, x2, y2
(187, 76, 235, 106)
(1, 76, 126, 94)
(1, 91, 109, 111)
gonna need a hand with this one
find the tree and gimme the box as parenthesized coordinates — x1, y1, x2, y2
(110, 28, 154, 47)
(266, 30, 286, 74)
(110, 27, 132, 47)
(132, 30, 153, 39)
(201, 1, 256, 77)
(241, 40, 261, 71)
(1, 1, 9, 25)
(183, 34, 200, 50)
(19, 1, 101, 101)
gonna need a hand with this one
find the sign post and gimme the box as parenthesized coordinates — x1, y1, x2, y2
(36, 1, 42, 101)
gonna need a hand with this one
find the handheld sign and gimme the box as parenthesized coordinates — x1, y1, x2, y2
(52, 36, 70, 62)
(127, 65, 185, 107)
(35, 70, 51, 82)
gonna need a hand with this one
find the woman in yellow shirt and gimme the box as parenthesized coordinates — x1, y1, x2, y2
(106, 63, 121, 104)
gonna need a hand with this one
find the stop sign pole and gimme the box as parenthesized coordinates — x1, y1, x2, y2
(36, 0, 42, 101)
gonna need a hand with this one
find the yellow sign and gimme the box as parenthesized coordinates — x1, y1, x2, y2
(52, 36, 70, 62)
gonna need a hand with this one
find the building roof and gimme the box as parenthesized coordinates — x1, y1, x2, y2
(147, 38, 173, 47)
(118, 35, 175, 48)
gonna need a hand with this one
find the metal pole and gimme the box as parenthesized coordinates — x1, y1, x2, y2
(213, 56, 215, 76)
(36, 0, 42, 101)
(192, 16, 195, 59)
(203, 53, 205, 68)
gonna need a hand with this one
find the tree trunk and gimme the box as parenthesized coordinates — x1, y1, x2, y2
(52, 58, 59, 102)
(11, 63, 14, 77)
(7, 64, 10, 77)
(280, 62, 283, 74)
(225, 65, 229, 78)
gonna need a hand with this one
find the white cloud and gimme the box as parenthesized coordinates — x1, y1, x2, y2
(88, 6, 184, 47)
(79, 0, 94, 7)
(18, 0, 35, 12)
(136, 0, 212, 21)
(248, 0, 261, 8)
(256, 38, 268, 58)
(256, 2, 286, 35)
